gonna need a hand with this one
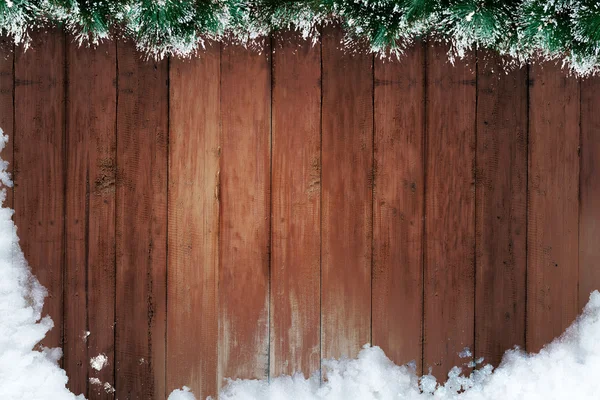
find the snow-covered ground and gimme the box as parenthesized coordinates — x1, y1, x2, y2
(1, 127, 599, 400)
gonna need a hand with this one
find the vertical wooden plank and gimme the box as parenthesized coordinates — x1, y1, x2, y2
(527, 63, 579, 352)
(64, 40, 117, 399)
(219, 41, 271, 384)
(14, 30, 65, 350)
(0, 38, 13, 209)
(424, 44, 476, 378)
(115, 42, 168, 400)
(321, 25, 373, 360)
(167, 47, 220, 399)
(372, 44, 424, 370)
(579, 76, 600, 310)
(475, 53, 527, 366)
(270, 32, 321, 377)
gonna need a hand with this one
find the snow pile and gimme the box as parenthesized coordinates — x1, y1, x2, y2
(217, 292, 600, 400)
(168, 386, 197, 400)
(0, 130, 82, 399)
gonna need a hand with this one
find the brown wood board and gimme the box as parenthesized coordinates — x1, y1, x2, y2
(115, 42, 168, 399)
(372, 43, 425, 371)
(167, 47, 220, 399)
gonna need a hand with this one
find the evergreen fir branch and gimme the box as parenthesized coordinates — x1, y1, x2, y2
(4, 0, 600, 74)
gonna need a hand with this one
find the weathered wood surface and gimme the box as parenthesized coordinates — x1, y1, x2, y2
(423, 44, 476, 377)
(115, 42, 168, 399)
(167, 47, 221, 399)
(579, 76, 600, 312)
(0, 37, 13, 210)
(65, 41, 117, 399)
(14, 30, 66, 351)
(527, 63, 580, 352)
(218, 41, 271, 385)
(321, 25, 373, 360)
(372, 43, 425, 371)
(4, 27, 598, 399)
(270, 31, 321, 377)
(475, 53, 527, 365)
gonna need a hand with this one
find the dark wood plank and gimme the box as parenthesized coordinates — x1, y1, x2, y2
(64, 40, 117, 399)
(372, 44, 424, 370)
(167, 47, 220, 398)
(424, 44, 476, 378)
(579, 76, 600, 310)
(0, 38, 13, 209)
(475, 52, 527, 366)
(527, 63, 579, 352)
(219, 41, 271, 384)
(14, 30, 65, 350)
(115, 42, 168, 400)
(321, 25, 373, 360)
(270, 31, 321, 377)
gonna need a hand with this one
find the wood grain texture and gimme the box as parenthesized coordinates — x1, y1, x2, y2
(0, 38, 12, 209)
(424, 43, 476, 378)
(527, 63, 579, 352)
(64, 40, 117, 399)
(321, 25, 373, 360)
(14, 30, 65, 350)
(115, 42, 168, 400)
(475, 53, 527, 366)
(579, 76, 600, 311)
(167, 47, 220, 399)
(372, 43, 424, 370)
(219, 41, 271, 385)
(270, 32, 321, 377)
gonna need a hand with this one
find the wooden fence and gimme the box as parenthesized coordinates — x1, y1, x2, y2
(1, 26, 599, 399)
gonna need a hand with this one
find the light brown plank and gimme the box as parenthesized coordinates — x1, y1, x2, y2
(424, 44, 476, 378)
(115, 42, 168, 399)
(14, 30, 65, 350)
(219, 41, 271, 384)
(167, 47, 220, 398)
(475, 52, 527, 366)
(527, 63, 579, 352)
(270, 31, 321, 377)
(64, 40, 117, 399)
(0, 38, 13, 209)
(321, 25, 373, 360)
(372, 44, 424, 370)
(579, 76, 600, 310)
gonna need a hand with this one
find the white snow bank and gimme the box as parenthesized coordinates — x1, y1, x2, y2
(0, 131, 82, 400)
(216, 291, 600, 400)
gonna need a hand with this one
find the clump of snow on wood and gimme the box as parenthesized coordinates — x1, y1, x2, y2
(0, 130, 82, 399)
(168, 386, 197, 400)
(214, 291, 600, 400)
(89, 353, 108, 371)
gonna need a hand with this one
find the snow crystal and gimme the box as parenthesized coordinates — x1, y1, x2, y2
(459, 347, 473, 358)
(103, 382, 115, 394)
(89, 353, 108, 371)
(89, 377, 101, 386)
(212, 291, 600, 400)
(0, 129, 82, 399)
